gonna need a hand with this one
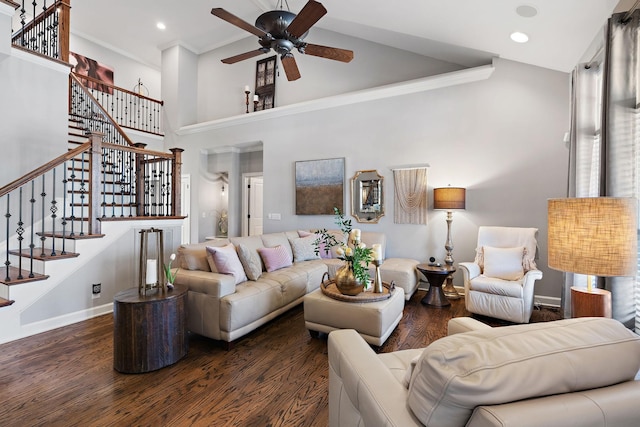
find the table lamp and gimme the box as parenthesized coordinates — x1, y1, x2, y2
(547, 197, 637, 317)
(433, 186, 466, 298)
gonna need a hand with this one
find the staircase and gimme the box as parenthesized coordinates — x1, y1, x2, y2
(0, 75, 181, 311)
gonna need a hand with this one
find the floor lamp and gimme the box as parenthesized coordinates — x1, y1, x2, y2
(547, 197, 637, 318)
(433, 187, 466, 299)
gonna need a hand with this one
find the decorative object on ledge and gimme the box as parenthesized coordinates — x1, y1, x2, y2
(211, 0, 354, 81)
(244, 85, 250, 113)
(433, 186, 466, 299)
(392, 166, 428, 224)
(138, 228, 166, 295)
(547, 197, 637, 317)
(255, 56, 276, 110)
(133, 78, 149, 96)
(352, 170, 384, 223)
(253, 95, 260, 111)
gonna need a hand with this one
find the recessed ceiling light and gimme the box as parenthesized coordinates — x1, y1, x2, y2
(510, 32, 529, 43)
(156, 22, 166, 30)
(516, 5, 538, 18)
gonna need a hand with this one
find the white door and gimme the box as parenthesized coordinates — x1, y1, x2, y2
(181, 175, 191, 244)
(242, 174, 263, 236)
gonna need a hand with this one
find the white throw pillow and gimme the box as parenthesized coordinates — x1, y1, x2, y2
(289, 235, 321, 262)
(482, 246, 524, 280)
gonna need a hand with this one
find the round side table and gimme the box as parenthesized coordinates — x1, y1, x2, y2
(113, 284, 188, 373)
(417, 264, 456, 307)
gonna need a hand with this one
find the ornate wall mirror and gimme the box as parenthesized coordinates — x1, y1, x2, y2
(351, 170, 384, 223)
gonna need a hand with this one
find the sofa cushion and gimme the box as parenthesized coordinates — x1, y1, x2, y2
(258, 245, 293, 272)
(407, 317, 640, 427)
(482, 246, 525, 280)
(298, 230, 332, 258)
(206, 244, 248, 285)
(290, 235, 322, 262)
(177, 241, 225, 272)
(237, 243, 262, 281)
(261, 233, 294, 262)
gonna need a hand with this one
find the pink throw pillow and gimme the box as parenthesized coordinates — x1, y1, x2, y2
(257, 245, 293, 272)
(298, 230, 331, 259)
(206, 244, 247, 284)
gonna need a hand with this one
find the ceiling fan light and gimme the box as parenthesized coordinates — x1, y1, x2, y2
(156, 22, 166, 30)
(510, 31, 529, 43)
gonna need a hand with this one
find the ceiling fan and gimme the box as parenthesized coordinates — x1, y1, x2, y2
(211, 0, 354, 81)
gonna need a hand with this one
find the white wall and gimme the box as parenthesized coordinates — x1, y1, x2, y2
(177, 58, 569, 301)
(70, 33, 161, 99)
(196, 28, 467, 122)
(0, 50, 69, 184)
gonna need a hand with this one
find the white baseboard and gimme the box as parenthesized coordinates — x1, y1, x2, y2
(9, 303, 114, 344)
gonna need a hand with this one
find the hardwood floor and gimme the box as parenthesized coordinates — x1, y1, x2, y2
(0, 290, 561, 427)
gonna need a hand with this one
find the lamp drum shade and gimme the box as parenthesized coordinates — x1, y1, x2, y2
(547, 197, 637, 277)
(433, 187, 466, 210)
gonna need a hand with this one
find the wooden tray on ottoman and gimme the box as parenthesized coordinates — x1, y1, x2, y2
(320, 278, 396, 303)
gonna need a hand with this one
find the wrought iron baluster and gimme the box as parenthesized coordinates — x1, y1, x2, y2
(17, 188, 24, 279)
(40, 175, 46, 257)
(101, 149, 107, 218)
(61, 159, 67, 255)
(50, 167, 57, 256)
(29, 181, 35, 277)
(4, 194, 11, 281)
(79, 151, 86, 236)
(69, 157, 76, 236)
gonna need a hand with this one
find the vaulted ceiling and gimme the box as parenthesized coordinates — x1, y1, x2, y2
(70, 0, 630, 71)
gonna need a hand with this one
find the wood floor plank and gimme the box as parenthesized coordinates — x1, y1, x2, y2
(0, 289, 561, 426)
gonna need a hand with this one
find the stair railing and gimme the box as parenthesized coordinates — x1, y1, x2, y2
(0, 133, 183, 285)
(10, 0, 70, 62)
(69, 73, 136, 147)
(73, 73, 164, 136)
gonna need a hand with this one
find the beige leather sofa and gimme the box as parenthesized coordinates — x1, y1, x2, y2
(328, 317, 640, 427)
(174, 230, 419, 347)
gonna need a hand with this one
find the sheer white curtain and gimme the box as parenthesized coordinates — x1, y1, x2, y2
(570, 10, 640, 330)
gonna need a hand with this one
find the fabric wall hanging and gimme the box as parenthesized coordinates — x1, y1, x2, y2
(392, 167, 428, 224)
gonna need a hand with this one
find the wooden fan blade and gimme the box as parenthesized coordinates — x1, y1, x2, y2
(303, 43, 354, 63)
(281, 55, 301, 81)
(222, 49, 266, 64)
(286, 0, 327, 39)
(211, 8, 269, 38)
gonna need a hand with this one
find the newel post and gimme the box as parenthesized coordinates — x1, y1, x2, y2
(170, 148, 184, 217)
(133, 143, 147, 217)
(88, 131, 102, 235)
(57, 0, 71, 63)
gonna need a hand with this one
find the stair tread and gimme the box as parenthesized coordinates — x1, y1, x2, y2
(0, 297, 15, 307)
(0, 266, 49, 285)
(38, 232, 105, 240)
(9, 249, 80, 261)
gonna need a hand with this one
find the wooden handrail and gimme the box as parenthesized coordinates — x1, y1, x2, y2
(73, 73, 164, 105)
(101, 142, 173, 159)
(69, 73, 136, 147)
(1, 0, 20, 9)
(0, 141, 90, 198)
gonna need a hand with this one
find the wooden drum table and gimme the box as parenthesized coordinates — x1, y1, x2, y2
(417, 264, 456, 307)
(113, 284, 188, 374)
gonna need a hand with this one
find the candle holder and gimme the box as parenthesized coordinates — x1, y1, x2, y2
(253, 99, 259, 112)
(372, 259, 383, 293)
(244, 89, 250, 114)
(138, 228, 165, 296)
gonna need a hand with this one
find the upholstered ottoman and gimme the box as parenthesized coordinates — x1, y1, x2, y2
(303, 287, 404, 346)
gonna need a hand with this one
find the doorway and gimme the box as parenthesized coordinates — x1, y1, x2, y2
(242, 173, 263, 236)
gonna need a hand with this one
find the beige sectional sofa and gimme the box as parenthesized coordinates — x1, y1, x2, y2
(174, 230, 419, 347)
(328, 316, 640, 426)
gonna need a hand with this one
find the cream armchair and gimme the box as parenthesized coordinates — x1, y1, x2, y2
(459, 226, 543, 323)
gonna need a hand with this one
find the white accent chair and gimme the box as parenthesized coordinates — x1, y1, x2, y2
(459, 226, 543, 323)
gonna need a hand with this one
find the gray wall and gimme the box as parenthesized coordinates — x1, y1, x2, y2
(178, 57, 569, 300)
